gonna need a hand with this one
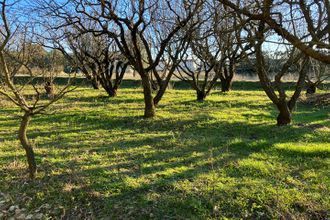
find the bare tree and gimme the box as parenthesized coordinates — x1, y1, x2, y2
(152, 29, 192, 105)
(189, 1, 251, 93)
(171, 1, 220, 100)
(66, 33, 129, 97)
(218, 0, 330, 64)
(176, 46, 218, 101)
(209, 1, 237, 92)
(42, 0, 203, 117)
(0, 0, 73, 178)
(219, 1, 318, 125)
(246, 20, 309, 126)
(38, 21, 129, 96)
(64, 33, 102, 90)
(36, 21, 102, 90)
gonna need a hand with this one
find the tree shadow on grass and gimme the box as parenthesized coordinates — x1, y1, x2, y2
(1, 91, 329, 219)
(65, 95, 145, 107)
(1, 112, 329, 218)
(1, 135, 272, 218)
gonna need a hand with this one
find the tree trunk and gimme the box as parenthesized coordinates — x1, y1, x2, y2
(221, 78, 233, 92)
(19, 112, 36, 179)
(220, 63, 234, 92)
(106, 88, 118, 97)
(151, 80, 159, 91)
(154, 80, 171, 106)
(141, 74, 156, 118)
(153, 81, 165, 106)
(276, 102, 292, 126)
(91, 78, 100, 90)
(196, 90, 206, 101)
(81, 67, 100, 89)
(306, 83, 317, 94)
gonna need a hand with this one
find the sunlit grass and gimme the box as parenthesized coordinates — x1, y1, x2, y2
(0, 83, 329, 219)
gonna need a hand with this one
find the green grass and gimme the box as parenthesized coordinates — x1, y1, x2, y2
(0, 84, 329, 219)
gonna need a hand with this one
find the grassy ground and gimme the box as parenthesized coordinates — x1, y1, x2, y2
(0, 83, 329, 219)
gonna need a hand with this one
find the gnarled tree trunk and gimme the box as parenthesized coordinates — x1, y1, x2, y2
(253, 23, 309, 126)
(19, 112, 36, 179)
